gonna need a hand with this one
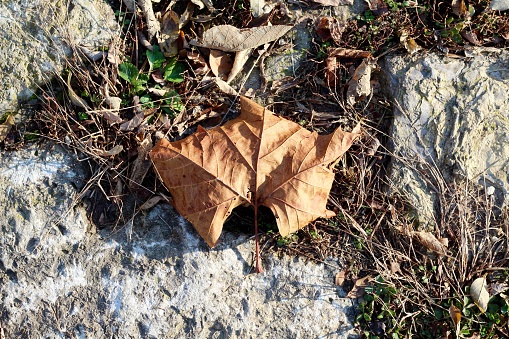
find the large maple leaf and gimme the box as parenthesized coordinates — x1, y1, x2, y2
(150, 97, 360, 271)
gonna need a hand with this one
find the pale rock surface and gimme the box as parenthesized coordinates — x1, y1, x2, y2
(382, 49, 509, 228)
(0, 0, 118, 113)
(0, 145, 357, 338)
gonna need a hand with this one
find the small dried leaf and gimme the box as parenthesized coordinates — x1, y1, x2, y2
(335, 271, 346, 286)
(130, 134, 153, 188)
(159, 10, 180, 57)
(325, 56, 339, 87)
(449, 305, 461, 336)
(187, 51, 210, 75)
(452, 0, 468, 17)
(191, 25, 293, 52)
(347, 275, 372, 299)
(316, 17, 332, 41)
(412, 231, 448, 255)
(97, 144, 123, 157)
(0, 114, 15, 142)
(400, 29, 422, 55)
(490, 283, 509, 296)
(120, 111, 145, 131)
(227, 49, 252, 83)
(209, 50, 234, 79)
(471, 277, 489, 313)
(213, 77, 239, 96)
(346, 58, 375, 105)
(390, 261, 402, 275)
(140, 196, 165, 210)
(67, 73, 91, 111)
(328, 48, 372, 59)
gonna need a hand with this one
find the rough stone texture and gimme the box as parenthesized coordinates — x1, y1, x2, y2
(0, 146, 357, 338)
(382, 49, 509, 227)
(0, 0, 118, 113)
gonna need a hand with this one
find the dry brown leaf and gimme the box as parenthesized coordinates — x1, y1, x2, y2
(412, 231, 448, 255)
(130, 134, 153, 189)
(140, 195, 164, 210)
(390, 261, 402, 275)
(0, 114, 15, 142)
(328, 48, 372, 59)
(325, 56, 340, 87)
(187, 51, 210, 75)
(209, 49, 234, 79)
(67, 73, 91, 111)
(471, 277, 489, 313)
(346, 58, 376, 106)
(191, 25, 293, 52)
(452, 0, 468, 17)
(212, 77, 239, 96)
(399, 29, 422, 55)
(96, 145, 123, 157)
(449, 305, 461, 337)
(335, 271, 346, 286)
(227, 48, 252, 83)
(150, 96, 360, 249)
(159, 10, 180, 57)
(347, 275, 372, 298)
(120, 111, 145, 132)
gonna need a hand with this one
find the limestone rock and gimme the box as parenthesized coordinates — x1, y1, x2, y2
(0, 146, 356, 337)
(0, 0, 118, 113)
(382, 49, 509, 228)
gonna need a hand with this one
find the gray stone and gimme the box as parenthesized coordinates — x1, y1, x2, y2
(490, 0, 509, 11)
(0, 0, 118, 113)
(0, 146, 357, 338)
(382, 49, 509, 228)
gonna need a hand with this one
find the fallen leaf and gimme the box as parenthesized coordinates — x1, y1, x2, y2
(490, 283, 509, 296)
(227, 48, 252, 83)
(316, 17, 332, 41)
(328, 48, 372, 59)
(96, 144, 124, 157)
(191, 25, 293, 52)
(130, 134, 153, 189)
(325, 56, 339, 87)
(0, 114, 15, 142)
(347, 275, 372, 298)
(159, 10, 180, 57)
(390, 261, 402, 275)
(150, 96, 360, 249)
(187, 51, 210, 75)
(212, 76, 239, 96)
(412, 231, 448, 255)
(313, 0, 354, 5)
(335, 271, 346, 286)
(120, 111, 145, 131)
(452, 0, 468, 17)
(449, 305, 461, 337)
(399, 29, 422, 55)
(67, 73, 91, 111)
(140, 195, 165, 210)
(209, 49, 234, 79)
(346, 58, 376, 106)
(471, 277, 489, 313)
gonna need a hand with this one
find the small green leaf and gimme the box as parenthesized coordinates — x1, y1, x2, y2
(163, 58, 186, 83)
(118, 62, 139, 83)
(147, 46, 166, 71)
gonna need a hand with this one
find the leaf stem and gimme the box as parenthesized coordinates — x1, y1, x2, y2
(254, 205, 263, 273)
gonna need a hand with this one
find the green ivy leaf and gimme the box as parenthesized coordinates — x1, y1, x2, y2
(147, 46, 166, 71)
(163, 57, 186, 83)
(118, 62, 139, 84)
